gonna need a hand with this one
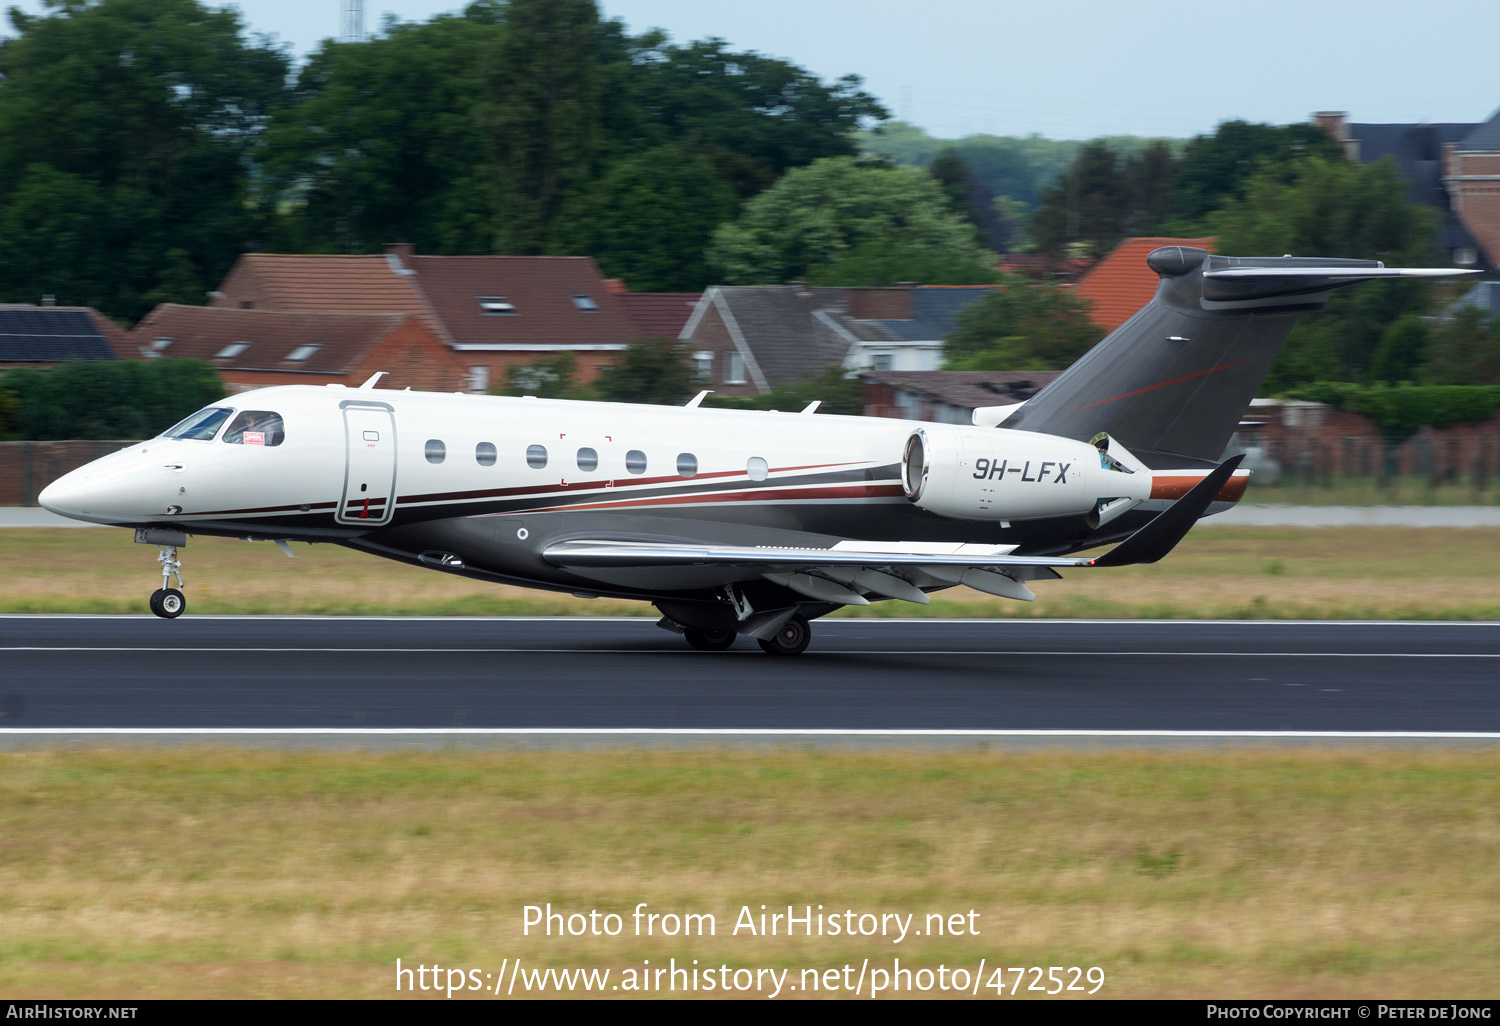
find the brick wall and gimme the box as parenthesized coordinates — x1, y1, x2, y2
(1249, 404, 1500, 486)
(845, 287, 913, 321)
(0, 441, 136, 506)
(1448, 148, 1500, 267)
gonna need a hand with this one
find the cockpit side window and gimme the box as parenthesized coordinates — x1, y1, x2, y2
(223, 410, 286, 446)
(163, 407, 233, 441)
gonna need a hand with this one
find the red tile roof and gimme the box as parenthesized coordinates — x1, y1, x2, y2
(1072, 237, 1215, 332)
(407, 255, 638, 346)
(130, 304, 422, 375)
(618, 292, 702, 338)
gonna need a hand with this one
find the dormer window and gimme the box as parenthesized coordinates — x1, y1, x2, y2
(285, 344, 321, 362)
(152, 337, 173, 352)
(570, 294, 599, 312)
(478, 296, 517, 315)
(215, 342, 250, 360)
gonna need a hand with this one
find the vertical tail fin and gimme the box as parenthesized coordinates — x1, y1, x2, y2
(1002, 248, 1477, 463)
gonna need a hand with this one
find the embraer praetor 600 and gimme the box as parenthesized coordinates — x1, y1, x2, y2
(41, 249, 1476, 655)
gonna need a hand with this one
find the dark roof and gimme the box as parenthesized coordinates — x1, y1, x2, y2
(866, 286, 995, 341)
(408, 255, 638, 346)
(1460, 108, 1500, 151)
(129, 305, 425, 375)
(0, 306, 121, 363)
(618, 292, 701, 338)
(1452, 282, 1500, 318)
(861, 370, 1064, 409)
(713, 286, 860, 387)
(1350, 122, 1479, 208)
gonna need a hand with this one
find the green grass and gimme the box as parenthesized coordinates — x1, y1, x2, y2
(0, 747, 1496, 998)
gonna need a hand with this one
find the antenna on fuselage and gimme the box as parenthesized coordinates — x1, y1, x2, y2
(359, 371, 387, 389)
(685, 390, 713, 408)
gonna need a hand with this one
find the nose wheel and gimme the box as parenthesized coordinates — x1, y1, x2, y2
(149, 545, 187, 619)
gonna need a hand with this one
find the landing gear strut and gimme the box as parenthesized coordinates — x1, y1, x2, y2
(148, 544, 186, 619)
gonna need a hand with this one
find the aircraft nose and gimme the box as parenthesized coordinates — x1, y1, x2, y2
(38, 466, 99, 519)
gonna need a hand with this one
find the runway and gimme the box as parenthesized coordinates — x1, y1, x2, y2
(2, 616, 1499, 736)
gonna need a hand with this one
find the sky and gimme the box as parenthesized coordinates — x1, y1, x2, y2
(5, 0, 1500, 140)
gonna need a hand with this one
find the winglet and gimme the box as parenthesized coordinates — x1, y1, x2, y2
(1091, 454, 1244, 567)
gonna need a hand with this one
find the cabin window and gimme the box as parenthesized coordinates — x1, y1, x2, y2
(625, 449, 647, 475)
(163, 407, 232, 441)
(527, 444, 548, 469)
(425, 439, 446, 464)
(677, 453, 698, 478)
(476, 442, 497, 467)
(577, 447, 599, 472)
(223, 410, 286, 446)
(747, 456, 769, 482)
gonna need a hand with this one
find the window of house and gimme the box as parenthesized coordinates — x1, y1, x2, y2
(223, 410, 285, 446)
(478, 296, 517, 315)
(871, 353, 893, 372)
(215, 342, 250, 360)
(677, 453, 698, 478)
(476, 442, 497, 467)
(724, 351, 746, 385)
(577, 447, 599, 472)
(1455, 247, 1478, 266)
(747, 456, 769, 482)
(570, 294, 599, 312)
(162, 407, 231, 441)
(469, 366, 490, 393)
(693, 351, 714, 382)
(527, 444, 548, 469)
(625, 449, 647, 474)
(425, 439, 446, 464)
(285, 344, 321, 362)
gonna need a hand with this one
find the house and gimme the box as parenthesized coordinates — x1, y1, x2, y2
(127, 305, 466, 393)
(1070, 237, 1216, 334)
(861, 370, 1062, 424)
(208, 246, 640, 392)
(0, 304, 126, 370)
(678, 285, 995, 397)
(603, 280, 702, 340)
(1315, 110, 1500, 275)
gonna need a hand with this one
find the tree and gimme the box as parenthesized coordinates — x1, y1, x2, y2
(1369, 314, 1430, 384)
(1029, 140, 1180, 258)
(943, 273, 1102, 371)
(1424, 307, 1500, 386)
(0, 0, 290, 321)
(1209, 156, 1440, 391)
(550, 144, 739, 291)
(594, 337, 696, 404)
(808, 240, 997, 288)
(0, 359, 225, 440)
(704, 365, 864, 416)
(259, 5, 503, 254)
(708, 156, 993, 284)
(1172, 119, 1344, 224)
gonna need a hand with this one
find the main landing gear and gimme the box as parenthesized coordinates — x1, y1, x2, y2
(148, 544, 186, 619)
(684, 628, 736, 651)
(756, 615, 811, 657)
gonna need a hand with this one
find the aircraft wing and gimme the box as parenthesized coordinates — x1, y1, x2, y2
(544, 456, 1242, 605)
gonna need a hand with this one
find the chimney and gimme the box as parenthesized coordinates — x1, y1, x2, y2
(384, 242, 416, 261)
(602, 278, 628, 294)
(41, 294, 55, 307)
(1312, 111, 1360, 161)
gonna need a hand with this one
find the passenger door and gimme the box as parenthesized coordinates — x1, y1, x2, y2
(337, 401, 397, 526)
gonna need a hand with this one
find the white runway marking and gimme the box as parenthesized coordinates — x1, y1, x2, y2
(2, 728, 1499, 739)
(4, 646, 1500, 658)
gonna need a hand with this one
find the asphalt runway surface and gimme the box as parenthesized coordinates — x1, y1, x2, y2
(2, 616, 1499, 736)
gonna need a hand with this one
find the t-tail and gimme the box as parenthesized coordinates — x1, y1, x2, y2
(1001, 247, 1478, 466)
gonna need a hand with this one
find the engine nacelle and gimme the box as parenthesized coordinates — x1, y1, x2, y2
(900, 424, 1152, 522)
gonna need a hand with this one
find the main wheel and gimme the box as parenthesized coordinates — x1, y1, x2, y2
(757, 615, 810, 657)
(148, 588, 165, 616)
(154, 588, 186, 619)
(684, 628, 736, 651)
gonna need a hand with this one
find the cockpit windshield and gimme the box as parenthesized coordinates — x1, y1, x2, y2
(162, 407, 233, 441)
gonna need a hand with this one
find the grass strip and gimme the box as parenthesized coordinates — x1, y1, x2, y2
(0, 746, 1495, 998)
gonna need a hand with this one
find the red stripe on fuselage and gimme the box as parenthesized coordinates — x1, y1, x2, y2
(1066, 359, 1253, 414)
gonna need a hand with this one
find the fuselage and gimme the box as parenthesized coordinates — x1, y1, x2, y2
(39, 383, 1242, 604)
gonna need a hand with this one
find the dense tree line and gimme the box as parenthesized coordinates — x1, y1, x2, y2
(0, 359, 225, 440)
(0, 0, 887, 317)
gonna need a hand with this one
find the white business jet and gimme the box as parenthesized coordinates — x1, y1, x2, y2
(40, 250, 1475, 655)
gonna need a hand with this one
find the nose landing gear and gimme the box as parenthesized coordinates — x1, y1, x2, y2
(148, 544, 186, 619)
